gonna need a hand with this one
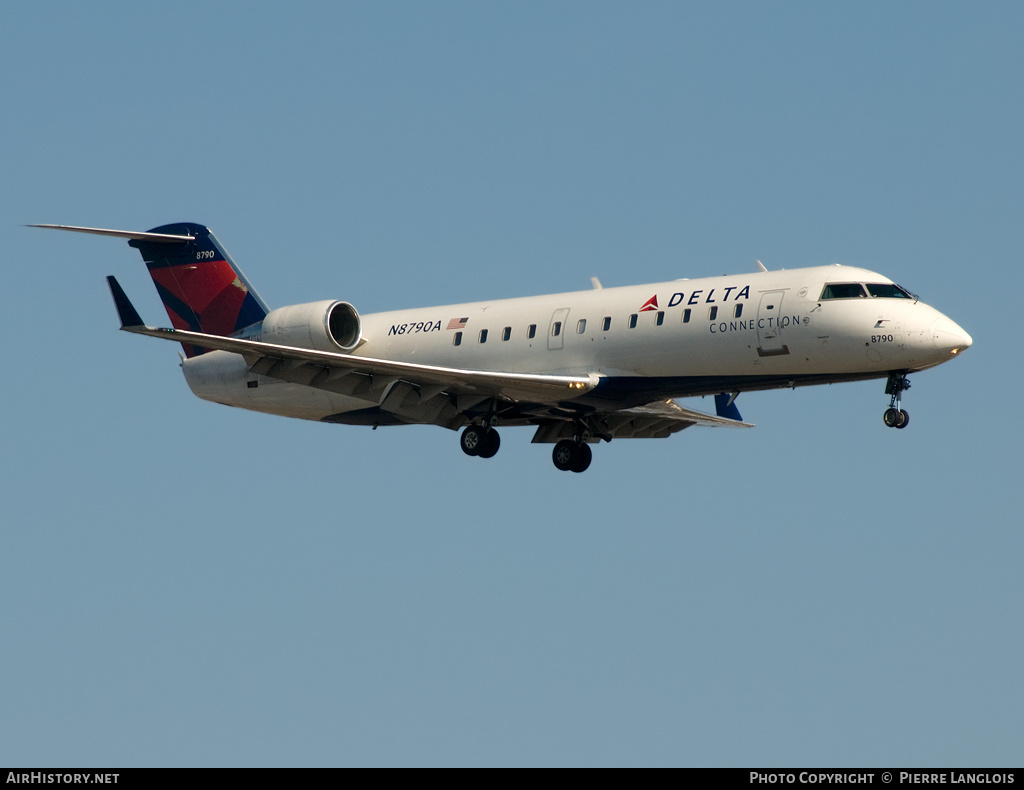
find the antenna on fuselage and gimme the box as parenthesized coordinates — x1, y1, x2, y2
(591, 277, 603, 290)
(755, 260, 768, 272)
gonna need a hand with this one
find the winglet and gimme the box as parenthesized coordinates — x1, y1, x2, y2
(107, 276, 145, 328)
(715, 392, 744, 422)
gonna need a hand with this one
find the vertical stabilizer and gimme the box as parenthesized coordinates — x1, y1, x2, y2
(129, 223, 270, 357)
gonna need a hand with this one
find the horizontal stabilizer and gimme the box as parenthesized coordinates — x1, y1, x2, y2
(28, 224, 195, 243)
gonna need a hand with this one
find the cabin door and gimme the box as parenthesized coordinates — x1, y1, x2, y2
(756, 290, 790, 357)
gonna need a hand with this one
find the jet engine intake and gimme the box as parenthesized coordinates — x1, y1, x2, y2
(259, 300, 361, 352)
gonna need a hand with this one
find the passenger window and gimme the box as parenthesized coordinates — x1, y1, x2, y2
(709, 306, 718, 320)
(552, 322, 561, 337)
(453, 331, 462, 347)
(528, 324, 537, 339)
(502, 326, 511, 341)
(682, 309, 691, 324)
(629, 314, 638, 329)
(734, 304, 743, 318)
(656, 311, 665, 326)
(820, 283, 867, 299)
(479, 329, 488, 343)
(577, 319, 587, 334)
(602, 316, 611, 331)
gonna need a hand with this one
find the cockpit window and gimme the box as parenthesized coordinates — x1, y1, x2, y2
(866, 283, 913, 299)
(820, 283, 867, 300)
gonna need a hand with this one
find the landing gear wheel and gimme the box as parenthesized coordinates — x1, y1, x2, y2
(477, 428, 501, 458)
(460, 425, 485, 456)
(552, 440, 592, 473)
(462, 425, 501, 458)
(552, 440, 576, 471)
(883, 407, 910, 428)
(884, 373, 912, 429)
(570, 442, 592, 473)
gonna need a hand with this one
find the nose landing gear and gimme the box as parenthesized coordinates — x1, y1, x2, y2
(883, 372, 911, 429)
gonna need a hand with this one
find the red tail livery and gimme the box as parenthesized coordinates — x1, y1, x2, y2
(129, 223, 270, 357)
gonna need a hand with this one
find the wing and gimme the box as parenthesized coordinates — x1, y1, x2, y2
(531, 397, 753, 443)
(107, 277, 596, 418)
(108, 277, 752, 435)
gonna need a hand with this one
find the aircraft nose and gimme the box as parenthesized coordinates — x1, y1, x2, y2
(931, 316, 972, 357)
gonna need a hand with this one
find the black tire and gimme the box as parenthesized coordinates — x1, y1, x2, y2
(477, 428, 501, 458)
(552, 439, 576, 471)
(883, 408, 900, 428)
(896, 409, 910, 429)
(460, 425, 485, 456)
(570, 442, 592, 473)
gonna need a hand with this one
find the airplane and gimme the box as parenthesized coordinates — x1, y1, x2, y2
(32, 222, 972, 472)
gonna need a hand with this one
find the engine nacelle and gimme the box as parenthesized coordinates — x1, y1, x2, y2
(259, 300, 362, 352)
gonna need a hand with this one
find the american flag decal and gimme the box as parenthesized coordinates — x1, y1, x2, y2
(447, 317, 469, 330)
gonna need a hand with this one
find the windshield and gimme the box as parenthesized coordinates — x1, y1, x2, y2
(865, 283, 913, 299)
(820, 282, 915, 300)
(820, 283, 866, 299)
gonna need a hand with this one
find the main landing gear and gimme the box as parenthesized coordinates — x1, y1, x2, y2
(460, 422, 596, 473)
(552, 439, 592, 473)
(460, 424, 501, 459)
(883, 372, 911, 429)
(551, 419, 600, 473)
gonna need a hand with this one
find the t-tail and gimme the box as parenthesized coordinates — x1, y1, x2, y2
(31, 222, 270, 357)
(130, 223, 269, 357)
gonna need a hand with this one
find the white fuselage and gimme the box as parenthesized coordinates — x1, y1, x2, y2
(181, 265, 971, 424)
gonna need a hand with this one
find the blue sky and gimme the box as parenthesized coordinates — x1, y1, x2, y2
(2, 1, 1021, 767)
